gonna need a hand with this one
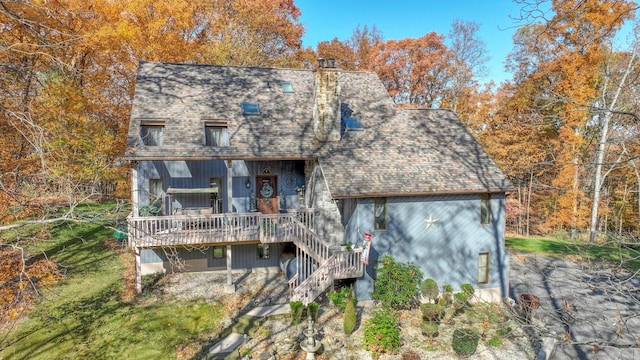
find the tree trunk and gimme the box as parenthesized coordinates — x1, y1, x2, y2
(589, 47, 637, 242)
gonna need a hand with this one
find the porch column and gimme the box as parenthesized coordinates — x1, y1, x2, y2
(224, 244, 235, 293)
(226, 160, 233, 213)
(135, 247, 142, 294)
(131, 161, 139, 217)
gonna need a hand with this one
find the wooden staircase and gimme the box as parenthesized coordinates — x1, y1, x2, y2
(284, 218, 364, 305)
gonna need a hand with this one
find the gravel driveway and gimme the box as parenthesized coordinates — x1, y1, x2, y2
(509, 253, 640, 360)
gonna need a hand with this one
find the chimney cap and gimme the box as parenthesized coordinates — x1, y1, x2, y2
(317, 58, 336, 68)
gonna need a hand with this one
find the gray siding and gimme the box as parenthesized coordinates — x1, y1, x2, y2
(349, 194, 509, 300)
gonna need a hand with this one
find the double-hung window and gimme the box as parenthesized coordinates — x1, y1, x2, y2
(478, 252, 490, 285)
(480, 194, 491, 225)
(141, 120, 165, 146)
(204, 120, 229, 146)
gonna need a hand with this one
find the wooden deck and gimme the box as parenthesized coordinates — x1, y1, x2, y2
(128, 210, 315, 248)
(128, 207, 364, 304)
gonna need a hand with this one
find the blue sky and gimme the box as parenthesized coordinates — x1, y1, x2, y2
(295, 0, 532, 84)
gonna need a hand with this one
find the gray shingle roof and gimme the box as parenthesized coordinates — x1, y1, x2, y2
(125, 61, 513, 197)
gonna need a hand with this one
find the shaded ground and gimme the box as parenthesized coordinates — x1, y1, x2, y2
(509, 253, 640, 360)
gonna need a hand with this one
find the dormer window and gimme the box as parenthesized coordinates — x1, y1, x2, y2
(241, 102, 260, 115)
(140, 120, 165, 146)
(280, 81, 294, 93)
(204, 120, 229, 146)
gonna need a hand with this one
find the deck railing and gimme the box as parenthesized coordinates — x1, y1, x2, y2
(289, 256, 337, 305)
(128, 206, 363, 305)
(128, 209, 314, 248)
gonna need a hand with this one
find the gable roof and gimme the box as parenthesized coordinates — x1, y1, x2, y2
(125, 61, 513, 197)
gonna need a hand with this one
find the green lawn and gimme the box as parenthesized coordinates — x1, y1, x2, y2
(506, 236, 640, 271)
(0, 203, 225, 359)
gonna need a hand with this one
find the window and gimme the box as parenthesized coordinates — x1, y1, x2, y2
(149, 178, 163, 201)
(205, 126, 229, 146)
(241, 102, 260, 115)
(212, 246, 225, 259)
(280, 81, 294, 93)
(141, 121, 165, 146)
(257, 244, 270, 259)
(480, 194, 491, 225)
(143, 178, 163, 215)
(478, 252, 490, 284)
(374, 198, 387, 231)
(209, 178, 223, 214)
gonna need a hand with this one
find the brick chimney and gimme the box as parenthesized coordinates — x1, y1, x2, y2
(313, 58, 341, 142)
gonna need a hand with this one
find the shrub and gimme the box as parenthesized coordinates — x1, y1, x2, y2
(371, 254, 423, 309)
(363, 308, 401, 358)
(420, 278, 439, 303)
(420, 303, 445, 324)
(487, 336, 502, 347)
(343, 288, 357, 334)
(327, 286, 356, 310)
(421, 322, 439, 339)
(496, 326, 513, 337)
(460, 283, 474, 296)
(454, 292, 468, 302)
(289, 301, 303, 325)
(307, 302, 319, 322)
(452, 328, 480, 356)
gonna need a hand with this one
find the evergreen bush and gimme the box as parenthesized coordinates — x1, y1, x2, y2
(460, 283, 474, 296)
(452, 328, 480, 356)
(421, 322, 439, 339)
(420, 278, 439, 303)
(307, 302, 319, 322)
(420, 303, 445, 324)
(289, 301, 303, 325)
(343, 288, 357, 334)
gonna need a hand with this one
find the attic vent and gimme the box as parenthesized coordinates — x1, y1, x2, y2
(342, 117, 364, 131)
(280, 81, 294, 93)
(241, 102, 260, 115)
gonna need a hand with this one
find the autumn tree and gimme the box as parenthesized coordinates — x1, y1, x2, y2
(493, 0, 637, 236)
(443, 20, 489, 114)
(369, 32, 455, 107)
(0, 0, 306, 224)
(316, 24, 383, 70)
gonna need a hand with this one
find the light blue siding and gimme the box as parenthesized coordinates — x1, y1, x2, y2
(349, 194, 509, 301)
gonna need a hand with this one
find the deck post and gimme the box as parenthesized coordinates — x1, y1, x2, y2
(131, 161, 139, 217)
(226, 160, 233, 213)
(135, 247, 142, 294)
(224, 244, 235, 293)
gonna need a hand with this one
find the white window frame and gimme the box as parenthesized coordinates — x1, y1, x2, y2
(141, 121, 165, 146)
(478, 252, 490, 285)
(480, 194, 491, 225)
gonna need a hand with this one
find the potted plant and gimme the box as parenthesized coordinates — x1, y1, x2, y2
(340, 242, 354, 251)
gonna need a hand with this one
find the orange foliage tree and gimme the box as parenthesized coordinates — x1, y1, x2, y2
(0, 0, 305, 222)
(489, 0, 637, 236)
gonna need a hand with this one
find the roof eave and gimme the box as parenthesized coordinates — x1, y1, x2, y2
(330, 188, 514, 199)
